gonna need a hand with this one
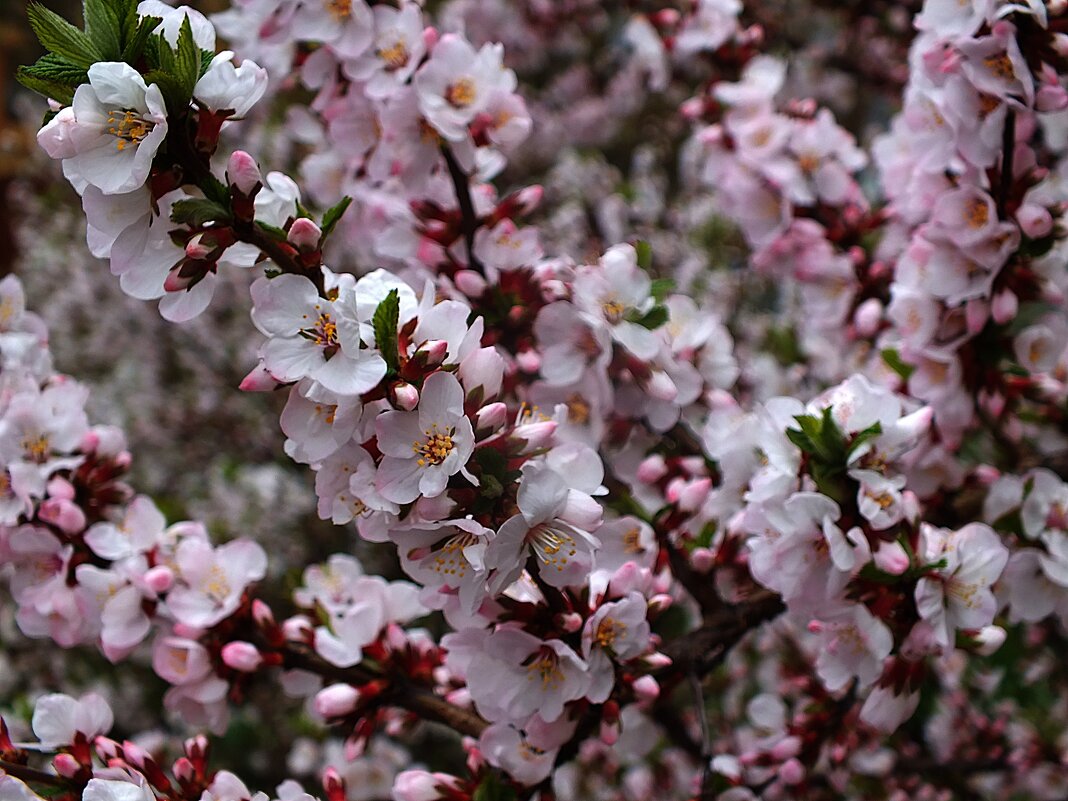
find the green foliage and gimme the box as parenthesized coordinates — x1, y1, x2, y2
(472, 773, 517, 801)
(320, 196, 353, 239)
(27, 3, 102, 69)
(171, 198, 232, 227)
(650, 277, 675, 302)
(635, 239, 653, 270)
(373, 289, 401, 374)
(629, 304, 669, 330)
(881, 347, 915, 381)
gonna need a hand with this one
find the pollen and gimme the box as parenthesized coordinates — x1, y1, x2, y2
(528, 523, 579, 571)
(300, 312, 339, 349)
(595, 617, 627, 649)
(203, 565, 232, 602)
(602, 298, 627, 324)
(622, 526, 644, 554)
(326, 0, 351, 20)
(446, 78, 477, 108)
(377, 40, 409, 71)
(412, 424, 456, 467)
(22, 433, 50, 463)
(566, 393, 590, 425)
(525, 649, 565, 688)
(107, 110, 153, 151)
(964, 197, 990, 229)
(982, 53, 1015, 82)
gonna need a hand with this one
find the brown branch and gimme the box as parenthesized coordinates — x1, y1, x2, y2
(282, 643, 488, 738)
(441, 145, 485, 275)
(0, 760, 69, 789)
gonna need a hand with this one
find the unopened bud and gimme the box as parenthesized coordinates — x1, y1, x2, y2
(288, 218, 322, 251)
(227, 150, 262, 195)
(992, 290, 1019, 324)
(252, 599, 275, 629)
(414, 340, 448, 369)
(453, 269, 487, 298)
(38, 498, 86, 534)
(221, 641, 264, 673)
(393, 382, 420, 411)
(510, 419, 557, 453)
(144, 565, 175, 594)
(239, 363, 281, 392)
(475, 402, 508, 435)
(556, 612, 583, 633)
(636, 454, 668, 484)
(53, 753, 81, 778)
(632, 675, 660, 702)
(974, 625, 1007, 656)
(314, 684, 361, 718)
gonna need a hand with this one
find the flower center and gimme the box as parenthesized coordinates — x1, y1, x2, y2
(413, 425, 456, 467)
(425, 531, 479, 578)
(982, 53, 1015, 82)
(204, 564, 232, 602)
(524, 648, 565, 688)
(446, 78, 477, 108)
(623, 526, 644, 554)
(377, 40, 409, 71)
(601, 298, 627, 324)
(300, 311, 339, 351)
(964, 197, 989, 229)
(326, 0, 351, 20)
(566, 393, 590, 425)
(528, 522, 579, 572)
(107, 110, 154, 151)
(22, 433, 50, 463)
(595, 617, 627, 650)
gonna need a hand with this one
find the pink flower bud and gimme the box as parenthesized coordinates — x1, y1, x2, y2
(185, 234, 214, 261)
(557, 612, 583, 633)
(690, 547, 715, 573)
(636, 454, 668, 484)
(393, 382, 420, 411)
(965, 297, 988, 335)
(46, 477, 76, 500)
(514, 185, 543, 215)
(853, 298, 883, 337)
(600, 718, 620, 746)
(144, 566, 175, 594)
(645, 370, 678, 402)
(392, 770, 446, 801)
(288, 218, 322, 251)
(172, 758, 195, 783)
(163, 267, 196, 293)
(252, 599, 275, 629)
(53, 753, 81, 778)
(95, 737, 121, 761)
(515, 348, 541, 373)
(453, 269, 487, 297)
(314, 684, 361, 718)
(632, 675, 660, 702)
(992, 290, 1019, 324)
(974, 625, 1007, 656)
(475, 402, 508, 434)
(239, 363, 281, 392)
(283, 615, 314, 642)
(641, 651, 673, 670)
(422, 27, 439, 51)
(780, 758, 805, 785)
(227, 151, 262, 195)
(221, 641, 264, 673)
(1017, 203, 1053, 239)
(510, 420, 557, 453)
(414, 340, 449, 368)
(1037, 84, 1068, 112)
(122, 740, 148, 768)
(873, 540, 910, 575)
(38, 498, 86, 534)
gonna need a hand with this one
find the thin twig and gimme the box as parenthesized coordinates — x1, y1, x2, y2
(0, 760, 69, 789)
(440, 145, 486, 275)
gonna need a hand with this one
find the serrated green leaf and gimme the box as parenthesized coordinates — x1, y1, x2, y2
(255, 221, 288, 241)
(635, 239, 653, 270)
(141, 67, 187, 114)
(27, 2, 103, 69)
(121, 15, 163, 63)
(631, 304, 669, 330)
(321, 196, 352, 239)
(170, 198, 232, 227)
(83, 0, 124, 59)
(650, 277, 675, 302)
(16, 67, 76, 104)
(200, 48, 215, 78)
(20, 53, 87, 87)
(785, 427, 814, 453)
(174, 16, 200, 96)
(373, 289, 401, 374)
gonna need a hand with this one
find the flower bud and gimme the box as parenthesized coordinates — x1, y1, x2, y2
(632, 675, 660, 702)
(992, 290, 1019, 324)
(252, 599, 275, 630)
(690, 547, 715, 573)
(314, 684, 361, 719)
(172, 757, 195, 784)
(853, 298, 883, 337)
(474, 402, 508, 435)
(453, 269, 487, 298)
(636, 454, 668, 484)
(515, 348, 541, 373)
(283, 615, 314, 642)
(239, 363, 281, 392)
(221, 641, 264, 673)
(392, 770, 448, 801)
(185, 233, 215, 261)
(510, 419, 557, 454)
(413, 340, 448, 369)
(53, 753, 81, 778)
(38, 498, 86, 534)
(556, 612, 583, 633)
(227, 151, 262, 195)
(974, 625, 1007, 656)
(392, 382, 420, 411)
(288, 218, 322, 252)
(873, 540, 910, 575)
(1017, 203, 1053, 239)
(144, 565, 175, 594)
(645, 370, 678, 402)
(46, 477, 76, 500)
(779, 758, 805, 785)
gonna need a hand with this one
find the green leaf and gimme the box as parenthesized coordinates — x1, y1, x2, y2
(881, 348, 915, 381)
(170, 198, 232, 227)
(27, 2, 103, 69)
(174, 16, 200, 95)
(650, 277, 675, 302)
(630, 304, 669, 330)
(255, 221, 288, 241)
(141, 67, 188, 114)
(320, 196, 352, 239)
(635, 239, 653, 270)
(373, 289, 401, 374)
(472, 772, 517, 801)
(16, 65, 77, 104)
(121, 15, 163, 63)
(18, 53, 87, 88)
(83, 0, 124, 59)
(199, 48, 215, 78)
(847, 421, 883, 458)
